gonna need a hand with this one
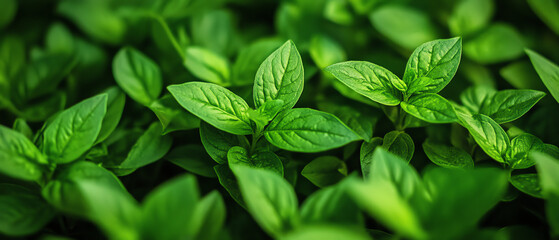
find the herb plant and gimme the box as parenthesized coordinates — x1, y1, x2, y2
(1, 1, 559, 240)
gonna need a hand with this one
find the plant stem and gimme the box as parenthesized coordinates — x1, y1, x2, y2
(146, 13, 185, 60)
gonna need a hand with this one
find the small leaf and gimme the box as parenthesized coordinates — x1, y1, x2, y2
(509, 173, 543, 198)
(113, 47, 162, 106)
(119, 123, 173, 169)
(253, 40, 304, 111)
(232, 39, 283, 86)
(403, 37, 462, 94)
(479, 89, 545, 124)
(381, 130, 415, 163)
(200, 122, 244, 164)
(401, 93, 457, 123)
(325, 61, 403, 106)
(301, 156, 347, 188)
(227, 146, 283, 176)
(526, 49, 559, 104)
(456, 112, 510, 163)
(360, 137, 383, 178)
(506, 133, 544, 169)
(232, 166, 299, 238)
(43, 94, 108, 164)
(12, 118, 33, 140)
(184, 46, 231, 85)
(0, 125, 48, 181)
(168, 82, 252, 135)
(309, 35, 347, 69)
(422, 139, 474, 168)
(448, 0, 494, 36)
(264, 108, 362, 152)
(149, 94, 201, 135)
(460, 85, 496, 113)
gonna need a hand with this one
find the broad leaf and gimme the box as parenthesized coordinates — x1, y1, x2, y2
(456, 112, 510, 163)
(509, 173, 543, 198)
(166, 145, 217, 178)
(184, 46, 231, 85)
(95, 87, 125, 144)
(506, 133, 544, 169)
(119, 123, 173, 169)
(479, 89, 545, 124)
(232, 166, 299, 238)
(381, 131, 415, 163)
(0, 184, 55, 236)
(280, 225, 372, 240)
(264, 108, 362, 152)
(253, 40, 304, 111)
(168, 82, 252, 135)
(309, 35, 346, 69)
(187, 191, 226, 240)
(301, 156, 347, 188)
(43, 94, 108, 164)
(113, 47, 162, 106)
(403, 37, 462, 94)
(464, 23, 524, 64)
(200, 122, 244, 164)
(422, 139, 474, 168)
(401, 93, 457, 123)
(532, 152, 559, 237)
(149, 94, 201, 135)
(325, 61, 403, 106)
(448, 0, 494, 36)
(0, 125, 48, 181)
(141, 175, 200, 240)
(526, 49, 559, 104)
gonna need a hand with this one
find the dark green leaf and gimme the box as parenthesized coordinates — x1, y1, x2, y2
(479, 89, 545, 124)
(227, 146, 283, 176)
(422, 139, 474, 168)
(119, 123, 173, 169)
(301, 156, 347, 188)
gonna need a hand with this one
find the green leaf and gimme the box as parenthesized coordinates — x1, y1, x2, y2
(42, 161, 126, 217)
(43, 94, 108, 164)
(448, 0, 494, 36)
(460, 85, 496, 113)
(506, 133, 544, 169)
(367, 148, 422, 199)
(264, 108, 362, 152)
(76, 180, 140, 240)
(113, 47, 162, 106)
(422, 139, 474, 168)
(141, 175, 200, 240)
(531, 152, 559, 237)
(360, 137, 383, 178)
(0, 125, 48, 181)
(300, 177, 363, 226)
(46, 23, 75, 54)
(200, 122, 244, 164)
(526, 49, 559, 104)
(227, 146, 283, 176)
(232, 38, 283, 86)
(381, 130, 415, 163)
(301, 156, 347, 188)
(253, 40, 304, 111)
(119, 123, 173, 169)
(349, 178, 425, 239)
(214, 164, 245, 206)
(403, 37, 462, 94)
(309, 35, 347, 69)
(166, 145, 217, 178)
(479, 89, 546, 124)
(0, 0, 16, 29)
(456, 112, 510, 162)
(325, 61, 403, 105)
(0, 184, 55, 236)
(401, 93, 457, 123)
(191, 9, 239, 56)
(95, 87, 125, 144)
(184, 46, 231, 85)
(149, 94, 201, 135)
(232, 166, 299, 238)
(464, 23, 524, 64)
(369, 4, 438, 50)
(168, 82, 252, 135)
(187, 191, 226, 240)
(419, 168, 508, 239)
(12, 118, 33, 140)
(509, 173, 543, 198)
(500, 60, 546, 90)
(317, 101, 379, 142)
(527, 0, 559, 35)
(280, 225, 372, 240)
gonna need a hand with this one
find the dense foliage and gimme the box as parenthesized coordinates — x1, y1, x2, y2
(1, 0, 559, 239)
